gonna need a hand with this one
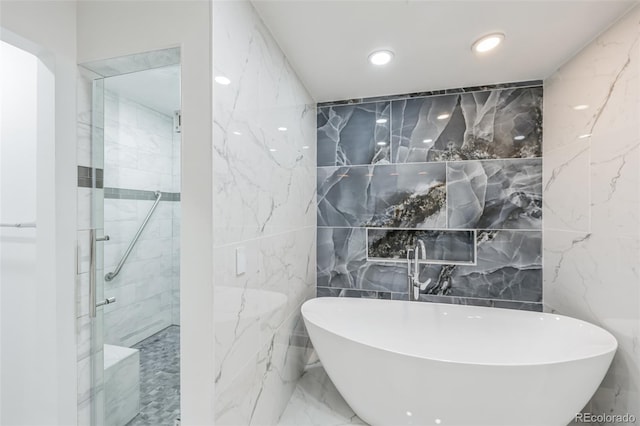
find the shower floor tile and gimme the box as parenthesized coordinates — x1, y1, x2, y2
(278, 361, 366, 426)
(126, 325, 180, 426)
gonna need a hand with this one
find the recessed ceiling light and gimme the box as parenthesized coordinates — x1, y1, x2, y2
(269, 148, 277, 152)
(214, 75, 231, 85)
(423, 138, 433, 144)
(232, 131, 242, 136)
(514, 135, 525, 141)
(368, 50, 394, 66)
(437, 113, 450, 120)
(573, 104, 589, 110)
(578, 133, 592, 139)
(472, 33, 505, 53)
(377, 141, 387, 146)
(277, 127, 287, 131)
(302, 145, 310, 149)
(376, 118, 388, 124)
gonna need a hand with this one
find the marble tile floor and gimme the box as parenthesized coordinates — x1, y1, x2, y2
(278, 360, 366, 426)
(126, 325, 180, 426)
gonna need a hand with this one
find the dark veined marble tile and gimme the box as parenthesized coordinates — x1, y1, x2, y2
(414, 230, 542, 302)
(317, 81, 543, 108)
(447, 159, 542, 229)
(317, 287, 392, 299)
(317, 163, 446, 228)
(367, 228, 475, 264)
(317, 227, 367, 290)
(317, 227, 409, 294)
(317, 102, 391, 166)
(417, 294, 542, 312)
(391, 87, 542, 163)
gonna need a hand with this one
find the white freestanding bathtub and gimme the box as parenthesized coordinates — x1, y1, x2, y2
(301, 297, 617, 426)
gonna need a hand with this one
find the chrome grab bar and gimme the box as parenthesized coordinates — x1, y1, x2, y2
(1, 222, 36, 228)
(105, 191, 162, 282)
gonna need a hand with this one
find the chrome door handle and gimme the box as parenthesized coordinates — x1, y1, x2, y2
(89, 230, 111, 318)
(96, 297, 116, 308)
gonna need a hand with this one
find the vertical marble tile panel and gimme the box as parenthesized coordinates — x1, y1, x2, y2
(391, 87, 542, 163)
(447, 159, 542, 229)
(543, 141, 590, 232)
(317, 102, 390, 166)
(318, 163, 446, 228)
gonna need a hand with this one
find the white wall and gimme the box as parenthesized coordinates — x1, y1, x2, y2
(0, 39, 40, 426)
(76, 2, 213, 423)
(213, 1, 317, 424)
(543, 5, 640, 423)
(0, 2, 78, 424)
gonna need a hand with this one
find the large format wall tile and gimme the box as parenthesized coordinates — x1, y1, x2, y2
(213, 1, 316, 424)
(417, 230, 542, 302)
(447, 159, 542, 229)
(318, 163, 446, 228)
(543, 6, 640, 422)
(317, 82, 544, 312)
(317, 102, 390, 166)
(391, 87, 542, 163)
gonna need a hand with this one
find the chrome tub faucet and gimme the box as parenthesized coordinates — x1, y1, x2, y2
(407, 239, 432, 301)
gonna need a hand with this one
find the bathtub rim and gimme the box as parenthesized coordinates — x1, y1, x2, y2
(301, 297, 618, 368)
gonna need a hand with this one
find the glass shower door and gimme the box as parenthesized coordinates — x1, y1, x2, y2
(89, 74, 106, 426)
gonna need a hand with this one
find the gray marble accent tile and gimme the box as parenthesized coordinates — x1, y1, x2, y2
(447, 159, 542, 229)
(317, 80, 543, 107)
(317, 287, 391, 300)
(367, 228, 475, 264)
(418, 294, 542, 312)
(318, 163, 446, 228)
(391, 87, 542, 163)
(317, 102, 390, 166)
(416, 230, 542, 302)
(81, 48, 180, 78)
(317, 227, 408, 294)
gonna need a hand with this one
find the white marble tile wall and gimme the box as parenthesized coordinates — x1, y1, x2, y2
(543, 6, 640, 423)
(213, 1, 316, 424)
(104, 90, 177, 193)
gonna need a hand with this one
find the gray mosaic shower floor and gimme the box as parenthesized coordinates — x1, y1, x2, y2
(126, 326, 180, 426)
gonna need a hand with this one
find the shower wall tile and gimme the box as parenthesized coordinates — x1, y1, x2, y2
(366, 228, 475, 263)
(318, 163, 446, 228)
(213, 1, 317, 424)
(317, 102, 390, 166)
(543, 7, 640, 422)
(446, 159, 542, 229)
(391, 87, 542, 163)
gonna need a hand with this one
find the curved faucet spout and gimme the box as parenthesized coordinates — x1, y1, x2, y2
(408, 239, 431, 301)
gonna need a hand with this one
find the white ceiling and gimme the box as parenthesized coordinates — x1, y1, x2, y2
(104, 65, 181, 116)
(251, 0, 637, 102)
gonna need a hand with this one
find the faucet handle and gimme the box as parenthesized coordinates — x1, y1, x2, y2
(419, 278, 432, 291)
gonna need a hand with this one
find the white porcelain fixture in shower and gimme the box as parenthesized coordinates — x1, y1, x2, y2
(302, 297, 617, 426)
